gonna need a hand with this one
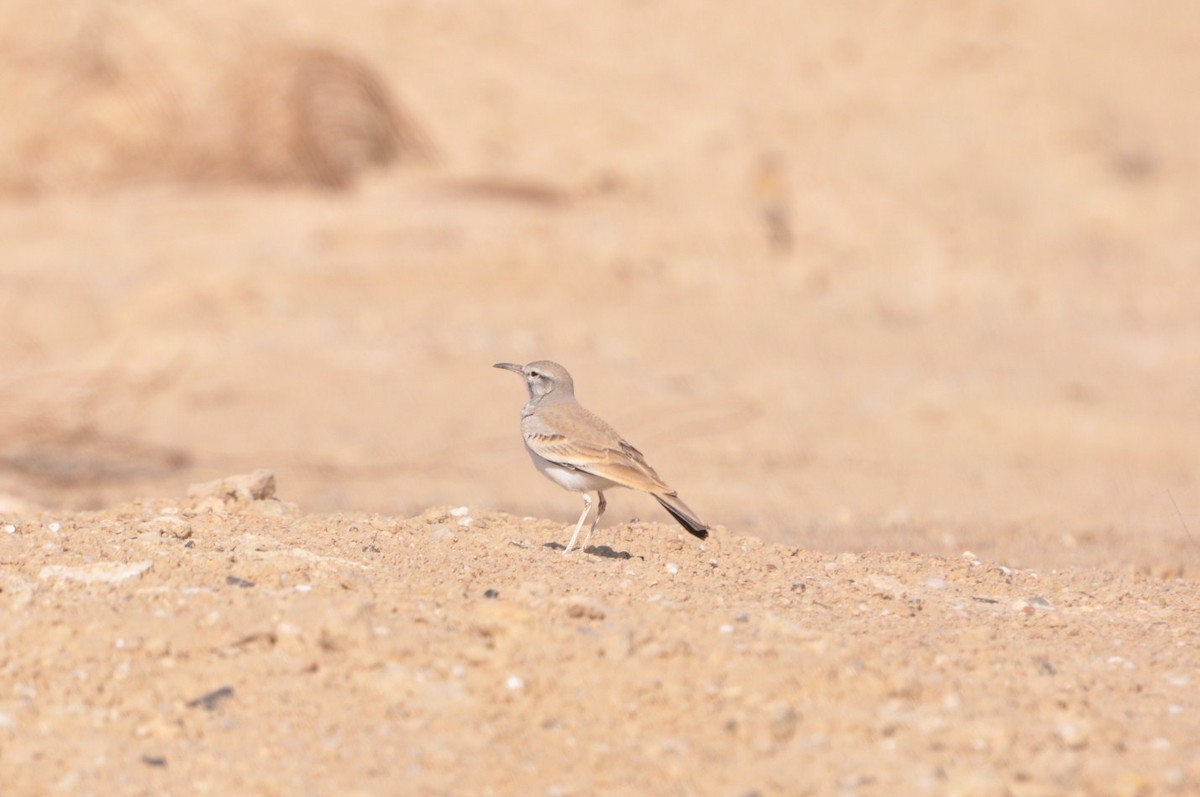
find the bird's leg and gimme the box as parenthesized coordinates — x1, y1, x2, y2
(581, 491, 606, 551)
(563, 492, 592, 555)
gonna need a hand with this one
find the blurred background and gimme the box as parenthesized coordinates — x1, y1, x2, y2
(1, 0, 1198, 572)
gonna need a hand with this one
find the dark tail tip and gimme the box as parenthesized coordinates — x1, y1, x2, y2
(654, 495, 709, 540)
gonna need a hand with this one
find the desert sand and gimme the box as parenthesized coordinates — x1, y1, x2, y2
(1, 1, 1199, 794)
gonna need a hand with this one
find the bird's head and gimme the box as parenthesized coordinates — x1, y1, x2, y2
(493, 360, 575, 402)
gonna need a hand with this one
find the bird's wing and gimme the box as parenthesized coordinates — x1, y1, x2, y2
(522, 404, 672, 493)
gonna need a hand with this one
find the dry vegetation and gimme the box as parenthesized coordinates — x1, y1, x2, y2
(0, 0, 428, 192)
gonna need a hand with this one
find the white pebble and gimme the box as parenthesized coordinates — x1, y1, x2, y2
(449, 506, 470, 517)
(295, 584, 312, 593)
(719, 624, 735, 634)
(39, 562, 151, 584)
(924, 578, 948, 590)
(665, 562, 679, 575)
(48, 522, 61, 533)
(2, 525, 14, 534)
(505, 675, 525, 690)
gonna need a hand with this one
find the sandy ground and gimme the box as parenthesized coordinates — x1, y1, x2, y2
(2, 0, 1200, 793)
(1, 487, 1198, 795)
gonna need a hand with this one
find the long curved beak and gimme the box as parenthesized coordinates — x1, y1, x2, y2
(493, 362, 525, 375)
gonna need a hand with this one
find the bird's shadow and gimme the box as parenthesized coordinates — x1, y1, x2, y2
(542, 542, 639, 560)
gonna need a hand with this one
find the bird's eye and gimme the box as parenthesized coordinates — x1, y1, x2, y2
(529, 370, 540, 379)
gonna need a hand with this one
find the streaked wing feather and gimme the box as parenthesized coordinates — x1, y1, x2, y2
(522, 404, 670, 492)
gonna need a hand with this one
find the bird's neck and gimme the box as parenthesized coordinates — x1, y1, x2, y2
(522, 390, 574, 415)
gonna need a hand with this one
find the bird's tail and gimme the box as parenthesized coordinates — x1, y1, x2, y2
(654, 492, 709, 540)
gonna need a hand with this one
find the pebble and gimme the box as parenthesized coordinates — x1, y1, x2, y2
(924, 578, 948, 589)
(2, 524, 14, 534)
(187, 469, 276, 502)
(665, 562, 679, 575)
(39, 561, 152, 584)
(1055, 722, 1088, 749)
(139, 515, 193, 539)
(505, 675, 525, 690)
(866, 574, 907, 600)
(564, 595, 606, 620)
(187, 686, 235, 711)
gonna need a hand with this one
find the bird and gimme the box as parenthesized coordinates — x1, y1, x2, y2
(493, 360, 709, 554)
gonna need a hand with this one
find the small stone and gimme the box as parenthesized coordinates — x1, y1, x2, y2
(505, 675, 525, 691)
(430, 524, 454, 541)
(564, 595, 606, 620)
(924, 578, 948, 589)
(39, 561, 152, 584)
(1055, 722, 1089, 749)
(665, 562, 680, 575)
(866, 574, 907, 600)
(187, 469, 276, 502)
(139, 516, 193, 539)
(768, 703, 800, 742)
(483, 588, 500, 599)
(187, 686, 234, 711)
(1028, 596, 1056, 610)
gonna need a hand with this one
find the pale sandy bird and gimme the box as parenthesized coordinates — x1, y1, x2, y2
(494, 360, 709, 554)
